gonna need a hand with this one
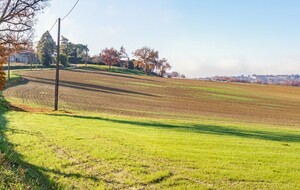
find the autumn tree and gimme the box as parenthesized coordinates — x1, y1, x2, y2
(133, 47, 158, 74)
(101, 48, 121, 69)
(0, 0, 49, 89)
(36, 31, 55, 66)
(133, 47, 172, 76)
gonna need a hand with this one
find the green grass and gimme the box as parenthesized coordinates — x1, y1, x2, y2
(0, 96, 40, 189)
(0, 109, 299, 189)
(129, 82, 164, 88)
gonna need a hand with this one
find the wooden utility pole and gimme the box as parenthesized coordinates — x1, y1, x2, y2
(7, 44, 11, 80)
(54, 18, 61, 111)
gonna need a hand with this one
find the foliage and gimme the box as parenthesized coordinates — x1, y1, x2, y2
(68, 57, 83, 64)
(101, 48, 121, 69)
(133, 47, 158, 74)
(61, 36, 89, 59)
(61, 36, 75, 56)
(133, 47, 171, 76)
(127, 60, 135, 69)
(0, 0, 49, 90)
(0, 47, 6, 89)
(0, 0, 49, 46)
(59, 54, 68, 67)
(36, 31, 55, 66)
(76, 44, 89, 58)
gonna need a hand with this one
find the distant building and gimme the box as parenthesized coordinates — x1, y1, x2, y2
(9, 51, 38, 64)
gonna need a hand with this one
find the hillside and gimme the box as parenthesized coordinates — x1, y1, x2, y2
(4, 68, 300, 126)
(1, 68, 300, 189)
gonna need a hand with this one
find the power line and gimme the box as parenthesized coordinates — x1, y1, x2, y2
(62, 0, 80, 21)
(49, 19, 58, 33)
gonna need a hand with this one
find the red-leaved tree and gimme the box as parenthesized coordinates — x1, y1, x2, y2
(101, 48, 121, 69)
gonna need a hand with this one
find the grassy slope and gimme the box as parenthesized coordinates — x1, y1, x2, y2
(1, 68, 300, 189)
(0, 96, 39, 189)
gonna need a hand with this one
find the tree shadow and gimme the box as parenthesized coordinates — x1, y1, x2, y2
(0, 97, 59, 189)
(0, 97, 111, 189)
(25, 76, 160, 98)
(71, 68, 160, 82)
(49, 113, 300, 143)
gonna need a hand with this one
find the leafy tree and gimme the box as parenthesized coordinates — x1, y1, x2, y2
(59, 54, 68, 67)
(0, 0, 49, 90)
(36, 31, 56, 66)
(61, 36, 75, 56)
(61, 37, 89, 64)
(101, 48, 121, 69)
(76, 44, 89, 58)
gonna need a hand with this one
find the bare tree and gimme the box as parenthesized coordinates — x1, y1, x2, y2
(159, 59, 171, 77)
(0, 0, 49, 46)
(0, 0, 49, 89)
(120, 46, 130, 68)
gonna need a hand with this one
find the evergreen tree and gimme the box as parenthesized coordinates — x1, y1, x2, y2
(36, 31, 56, 66)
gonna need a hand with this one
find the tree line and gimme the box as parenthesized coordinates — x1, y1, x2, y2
(37, 31, 172, 76)
(36, 31, 89, 67)
(100, 46, 171, 76)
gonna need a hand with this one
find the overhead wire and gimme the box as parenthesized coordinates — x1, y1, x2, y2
(48, 19, 58, 33)
(34, 0, 80, 45)
(61, 0, 80, 21)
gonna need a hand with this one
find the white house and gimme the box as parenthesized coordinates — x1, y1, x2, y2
(9, 51, 37, 64)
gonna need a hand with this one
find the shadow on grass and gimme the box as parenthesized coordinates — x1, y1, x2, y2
(49, 113, 300, 143)
(0, 97, 59, 189)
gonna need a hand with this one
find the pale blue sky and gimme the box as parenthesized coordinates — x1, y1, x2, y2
(35, 0, 300, 77)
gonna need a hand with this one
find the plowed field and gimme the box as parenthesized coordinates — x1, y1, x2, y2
(4, 69, 300, 126)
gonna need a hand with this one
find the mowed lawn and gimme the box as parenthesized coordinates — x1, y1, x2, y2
(1, 68, 300, 189)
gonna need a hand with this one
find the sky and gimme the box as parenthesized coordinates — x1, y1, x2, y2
(35, 0, 300, 78)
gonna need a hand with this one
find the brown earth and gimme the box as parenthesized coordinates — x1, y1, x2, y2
(3, 69, 300, 127)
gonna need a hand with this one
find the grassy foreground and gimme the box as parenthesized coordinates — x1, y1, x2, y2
(1, 108, 300, 189)
(1, 68, 300, 189)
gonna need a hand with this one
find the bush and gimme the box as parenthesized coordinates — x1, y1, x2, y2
(59, 54, 68, 67)
(128, 61, 134, 69)
(68, 57, 83, 64)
